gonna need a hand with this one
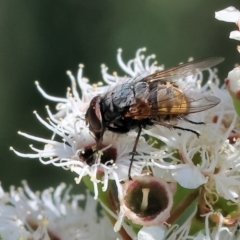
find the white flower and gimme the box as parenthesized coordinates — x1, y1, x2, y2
(215, 7, 240, 41)
(114, 48, 163, 78)
(230, 31, 240, 41)
(11, 49, 162, 199)
(0, 181, 118, 240)
(138, 225, 166, 240)
(215, 6, 240, 23)
(11, 114, 156, 199)
(195, 212, 240, 240)
(137, 209, 240, 240)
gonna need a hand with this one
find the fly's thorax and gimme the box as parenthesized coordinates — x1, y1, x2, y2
(124, 98, 151, 120)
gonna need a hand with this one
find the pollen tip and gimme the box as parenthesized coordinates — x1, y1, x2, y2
(66, 70, 71, 75)
(35, 80, 39, 85)
(9, 146, 13, 150)
(33, 111, 37, 114)
(79, 63, 84, 68)
(45, 105, 49, 109)
(142, 47, 147, 51)
(118, 48, 122, 53)
(101, 64, 106, 69)
(18, 131, 22, 134)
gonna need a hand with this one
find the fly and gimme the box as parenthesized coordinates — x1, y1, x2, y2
(85, 57, 224, 179)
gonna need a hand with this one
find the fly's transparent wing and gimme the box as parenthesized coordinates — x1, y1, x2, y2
(141, 57, 224, 83)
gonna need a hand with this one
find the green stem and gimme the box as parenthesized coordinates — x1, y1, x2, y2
(167, 189, 199, 224)
(83, 175, 131, 239)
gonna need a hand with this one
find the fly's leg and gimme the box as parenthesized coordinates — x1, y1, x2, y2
(172, 125, 200, 137)
(128, 125, 143, 180)
(152, 120, 200, 137)
(183, 117, 205, 125)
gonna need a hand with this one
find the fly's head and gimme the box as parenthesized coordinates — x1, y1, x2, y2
(85, 96, 104, 146)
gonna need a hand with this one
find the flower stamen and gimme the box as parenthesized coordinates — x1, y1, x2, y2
(140, 188, 150, 212)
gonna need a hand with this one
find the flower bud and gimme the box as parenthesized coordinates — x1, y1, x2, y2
(225, 67, 240, 116)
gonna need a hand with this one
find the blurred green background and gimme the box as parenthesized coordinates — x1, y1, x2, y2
(1, 0, 239, 191)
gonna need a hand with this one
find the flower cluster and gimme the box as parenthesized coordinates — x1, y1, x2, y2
(0, 181, 117, 240)
(5, 7, 240, 239)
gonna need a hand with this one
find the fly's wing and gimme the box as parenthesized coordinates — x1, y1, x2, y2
(124, 85, 220, 119)
(141, 57, 224, 83)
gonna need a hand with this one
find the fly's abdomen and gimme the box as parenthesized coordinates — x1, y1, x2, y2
(155, 84, 190, 115)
